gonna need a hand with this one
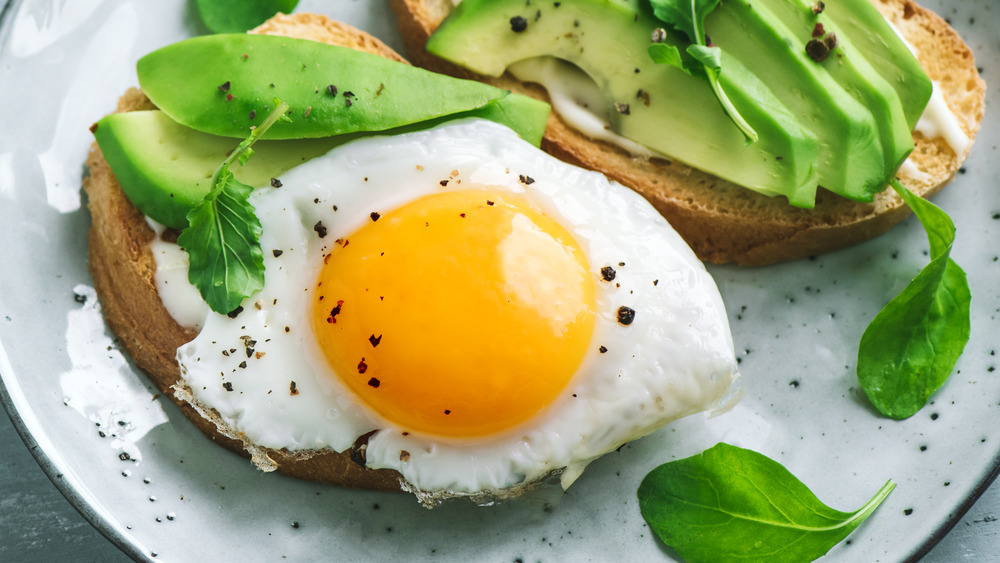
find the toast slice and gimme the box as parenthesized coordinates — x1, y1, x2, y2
(389, 0, 986, 265)
(84, 14, 410, 492)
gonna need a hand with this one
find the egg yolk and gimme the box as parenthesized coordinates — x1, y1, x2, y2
(311, 189, 596, 438)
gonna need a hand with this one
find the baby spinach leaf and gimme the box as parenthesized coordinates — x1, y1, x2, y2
(648, 0, 757, 143)
(177, 101, 290, 315)
(857, 180, 971, 419)
(196, 0, 299, 34)
(638, 443, 895, 563)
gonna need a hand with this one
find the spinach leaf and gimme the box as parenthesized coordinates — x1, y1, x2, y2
(648, 0, 757, 142)
(857, 180, 971, 419)
(196, 0, 299, 34)
(638, 443, 895, 563)
(177, 101, 290, 315)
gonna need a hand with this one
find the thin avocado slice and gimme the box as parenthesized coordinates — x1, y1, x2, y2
(93, 110, 344, 229)
(820, 0, 932, 129)
(94, 95, 549, 230)
(427, 0, 820, 207)
(137, 34, 520, 139)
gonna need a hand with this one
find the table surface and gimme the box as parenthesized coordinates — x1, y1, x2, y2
(2, 407, 999, 562)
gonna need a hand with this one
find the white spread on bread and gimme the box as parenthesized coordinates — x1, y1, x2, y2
(146, 218, 209, 330)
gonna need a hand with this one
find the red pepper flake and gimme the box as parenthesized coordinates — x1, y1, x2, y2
(518, 174, 535, 185)
(289, 381, 299, 395)
(226, 93, 234, 101)
(370, 211, 381, 222)
(375, 83, 385, 97)
(227, 306, 244, 319)
(218, 81, 231, 92)
(615, 102, 630, 115)
(599, 346, 608, 353)
(369, 334, 382, 348)
(459, 213, 467, 218)
(358, 358, 368, 374)
(327, 300, 345, 324)
(367, 376, 380, 388)
(617, 306, 636, 325)
(223, 382, 234, 392)
(601, 266, 616, 282)
(241, 53, 249, 60)
(270, 177, 282, 188)
(255, 352, 265, 359)
(272, 249, 283, 258)
(811, 1, 825, 14)
(510, 15, 528, 32)
(314, 221, 328, 238)
(812, 22, 825, 37)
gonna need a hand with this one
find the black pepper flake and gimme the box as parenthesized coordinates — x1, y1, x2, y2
(270, 177, 282, 188)
(518, 174, 535, 185)
(439, 180, 449, 186)
(599, 345, 608, 353)
(486, 200, 495, 206)
(615, 102, 630, 115)
(304, 106, 312, 118)
(272, 249, 284, 258)
(399, 450, 410, 461)
(369, 334, 382, 347)
(74, 292, 87, 304)
(327, 300, 344, 324)
(636, 89, 650, 107)
(327, 84, 338, 97)
(218, 81, 231, 92)
(119, 452, 132, 462)
(617, 306, 636, 325)
(238, 361, 247, 369)
(249, 110, 256, 120)
(284, 326, 290, 333)
(444, 409, 451, 415)
(368, 377, 380, 388)
(823, 33, 838, 51)
(806, 38, 831, 62)
(460, 213, 467, 218)
(370, 211, 381, 222)
(904, 508, 913, 516)
(811, 1, 825, 14)
(358, 358, 368, 374)
(290, 381, 299, 395)
(314, 221, 328, 238)
(223, 381, 234, 392)
(510, 15, 528, 32)
(227, 306, 244, 319)
(651, 28, 667, 43)
(601, 266, 616, 281)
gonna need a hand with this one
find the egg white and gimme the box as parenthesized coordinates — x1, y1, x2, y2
(157, 119, 739, 498)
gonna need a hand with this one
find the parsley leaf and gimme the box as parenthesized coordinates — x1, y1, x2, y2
(195, 0, 299, 34)
(857, 180, 972, 419)
(177, 101, 290, 315)
(648, 0, 758, 143)
(638, 443, 895, 562)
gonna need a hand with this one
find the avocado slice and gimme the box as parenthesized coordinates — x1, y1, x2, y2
(427, 0, 821, 207)
(93, 110, 344, 229)
(820, 0, 932, 129)
(705, 0, 909, 201)
(94, 94, 550, 230)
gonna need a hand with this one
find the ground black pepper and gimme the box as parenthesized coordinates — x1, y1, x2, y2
(617, 306, 636, 325)
(510, 15, 528, 32)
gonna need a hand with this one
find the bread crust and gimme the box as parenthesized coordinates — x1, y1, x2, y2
(389, 0, 986, 265)
(84, 15, 409, 492)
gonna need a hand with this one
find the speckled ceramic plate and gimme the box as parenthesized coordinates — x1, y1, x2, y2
(1, 1, 997, 561)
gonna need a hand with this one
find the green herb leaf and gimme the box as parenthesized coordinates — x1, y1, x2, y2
(177, 101, 290, 315)
(195, 0, 299, 34)
(648, 0, 757, 142)
(638, 443, 895, 563)
(857, 180, 971, 419)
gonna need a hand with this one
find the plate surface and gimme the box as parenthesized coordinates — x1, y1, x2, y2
(0, 1, 997, 561)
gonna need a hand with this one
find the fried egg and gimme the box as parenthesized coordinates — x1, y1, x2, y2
(153, 118, 739, 500)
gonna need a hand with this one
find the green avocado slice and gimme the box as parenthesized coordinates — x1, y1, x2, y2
(137, 34, 524, 140)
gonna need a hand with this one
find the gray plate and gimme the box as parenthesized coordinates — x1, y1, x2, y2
(1, 0, 997, 561)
